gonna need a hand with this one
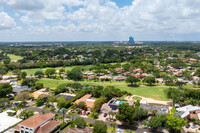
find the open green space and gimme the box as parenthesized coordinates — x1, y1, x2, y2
(7, 54, 23, 62)
(38, 78, 168, 101)
(21, 65, 93, 75)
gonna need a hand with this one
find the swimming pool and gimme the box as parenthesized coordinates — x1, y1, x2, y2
(113, 101, 125, 105)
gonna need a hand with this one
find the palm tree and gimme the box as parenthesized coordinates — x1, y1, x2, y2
(111, 122, 117, 133)
(60, 108, 67, 123)
(110, 112, 115, 120)
(108, 111, 112, 121)
(16, 101, 27, 115)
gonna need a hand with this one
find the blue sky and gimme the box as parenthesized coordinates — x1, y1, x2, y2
(112, 0, 133, 7)
(0, 0, 200, 42)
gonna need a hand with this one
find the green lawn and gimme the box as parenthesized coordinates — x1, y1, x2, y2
(38, 78, 168, 101)
(22, 65, 93, 75)
(7, 54, 23, 62)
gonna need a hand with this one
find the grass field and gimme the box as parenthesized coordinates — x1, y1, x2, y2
(38, 78, 168, 101)
(20, 65, 93, 75)
(7, 54, 23, 62)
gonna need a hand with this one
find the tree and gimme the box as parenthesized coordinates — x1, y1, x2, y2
(166, 107, 187, 132)
(133, 107, 148, 121)
(92, 96, 107, 113)
(93, 120, 107, 133)
(16, 101, 27, 111)
(0, 69, 7, 76)
(35, 83, 43, 90)
(126, 75, 140, 86)
(75, 117, 87, 128)
(60, 108, 67, 123)
(3, 59, 11, 65)
(21, 78, 37, 87)
(116, 103, 135, 124)
(0, 83, 12, 98)
(57, 96, 66, 109)
(47, 95, 57, 107)
(34, 71, 44, 79)
(151, 110, 158, 116)
(59, 68, 65, 74)
(181, 70, 192, 80)
(67, 67, 83, 81)
(164, 88, 183, 105)
(0, 98, 10, 109)
(45, 68, 56, 78)
(194, 68, 200, 77)
(108, 111, 115, 120)
(148, 114, 167, 130)
(19, 109, 34, 119)
(175, 81, 186, 89)
(110, 122, 117, 132)
(21, 71, 27, 79)
(36, 95, 47, 107)
(144, 76, 156, 86)
(15, 91, 31, 101)
(77, 101, 87, 110)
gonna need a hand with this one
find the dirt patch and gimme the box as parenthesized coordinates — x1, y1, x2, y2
(125, 95, 172, 106)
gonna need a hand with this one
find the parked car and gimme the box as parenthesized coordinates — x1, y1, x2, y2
(186, 124, 190, 128)
(104, 113, 107, 117)
(144, 125, 150, 129)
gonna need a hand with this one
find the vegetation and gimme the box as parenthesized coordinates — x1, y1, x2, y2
(19, 109, 34, 119)
(74, 117, 87, 128)
(0, 83, 12, 98)
(116, 103, 147, 124)
(93, 120, 107, 133)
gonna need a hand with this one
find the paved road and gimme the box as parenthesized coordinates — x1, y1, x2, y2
(25, 106, 163, 133)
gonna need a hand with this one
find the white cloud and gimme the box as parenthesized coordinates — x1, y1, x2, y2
(0, 0, 200, 41)
(0, 12, 16, 30)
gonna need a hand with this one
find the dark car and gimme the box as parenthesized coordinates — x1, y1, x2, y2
(186, 124, 190, 128)
(104, 113, 107, 117)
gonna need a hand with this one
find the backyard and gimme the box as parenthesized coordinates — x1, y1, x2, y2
(38, 78, 168, 101)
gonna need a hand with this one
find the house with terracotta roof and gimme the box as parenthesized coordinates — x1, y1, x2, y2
(12, 113, 60, 133)
(75, 94, 96, 111)
(62, 127, 93, 133)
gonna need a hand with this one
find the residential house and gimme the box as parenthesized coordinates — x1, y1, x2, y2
(0, 110, 22, 132)
(101, 98, 130, 114)
(75, 94, 96, 111)
(176, 105, 200, 120)
(188, 58, 198, 63)
(13, 113, 60, 133)
(13, 86, 30, 94)
(56, 93, 76, 101)
(62, 127, 93, 133)
(112, 76, 127, 81)
(32, 89, 49, 99)
(140, 104, 169, 115)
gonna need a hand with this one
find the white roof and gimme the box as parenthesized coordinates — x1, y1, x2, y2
(140, 100, 147, 104)
(0, 110, 22, 132)
(176, 105, 200, 118)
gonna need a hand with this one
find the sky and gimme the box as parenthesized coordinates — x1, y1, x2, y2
(0, 0, 200, 42)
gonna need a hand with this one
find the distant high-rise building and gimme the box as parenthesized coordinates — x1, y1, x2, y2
(129, 36, 134, 43)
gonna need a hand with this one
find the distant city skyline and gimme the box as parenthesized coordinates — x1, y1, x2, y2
(0, 0, 200, 42)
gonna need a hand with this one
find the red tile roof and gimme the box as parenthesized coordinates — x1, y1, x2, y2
(36, 120, 60, 133)
(63, 127, 93, 133)
(13, 125, 20, 131)
(19, 113, 55, 128)
(75, 94, 94, 108)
